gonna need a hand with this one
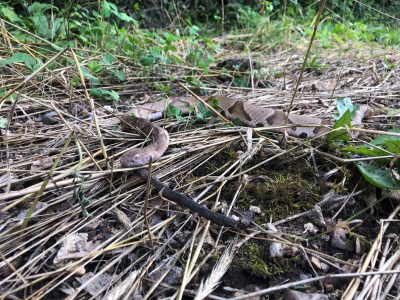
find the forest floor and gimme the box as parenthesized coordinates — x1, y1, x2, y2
(1, 38, 399, 299)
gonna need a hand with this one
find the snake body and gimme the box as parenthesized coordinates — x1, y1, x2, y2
(120, 96, 372, 168)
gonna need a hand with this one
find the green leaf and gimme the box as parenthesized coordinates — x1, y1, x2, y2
(343, 130, 400, 156)
(71, 76, 80, 87)
(342, 145, 390, 158)
(115, 12, 135, 23)
(30, 15, 51, 38)
(139, 55, 155, 67)
(0, 117, 7, 129)
(111, 70, 126, 82)
(196, 102, 212, 119)
(371, 129, 400, 146)
(90, 77, 101, 86)
(80, 66, 90, 78)
(28, 2, 56, 14)
(102, 53, 116, 65)
(0, 52, 38, 71)
(164, 32, 179, 43)
(327, 109, 352, 142)
(335, 98, 357, 120)
(105, 90, 120, 101)
(233, 78, 249, 88)
(189, 25, 200, 36)
(81, 66, 100, 86)
(185, 76, 204, 88)
(233, 118, 244, 126)
(383, 140, 400, 154)
(87, 61, 103, 74)
(154, 83, 171, 93)
(207, 97, 223, 111)
(90, 89, 120, 101)
(356, 162, 400, 190)
(0, 6, 22, 23)
(100, 1, 112, 18)
(166, 105, 182, 119)
(176, 115, 185, 122)
(90, 88, 102, 98)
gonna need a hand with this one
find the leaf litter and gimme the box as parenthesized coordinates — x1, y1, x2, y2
(0, 38, 399, 299)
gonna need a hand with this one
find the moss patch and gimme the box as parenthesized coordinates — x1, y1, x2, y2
(235, 242, 277, 278)
(242, 172, 320, 219)
(233, 242, 305, 280)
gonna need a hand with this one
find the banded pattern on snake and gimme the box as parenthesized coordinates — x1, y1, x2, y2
(120, 95, 372, 168)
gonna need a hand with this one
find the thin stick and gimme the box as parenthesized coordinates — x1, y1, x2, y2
(285, 0, 327, 124)
(20, 133, 74, 229)
(342, 204, 400, 300)
(70, 48, 109, 164)
(227, 270, 400, 300)
(143, 158, 154, 246)
(4, 92, 19, 193)
(352, 127, 400, 137)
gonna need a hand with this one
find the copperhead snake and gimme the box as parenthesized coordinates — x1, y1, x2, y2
(120, 96, 372, 168)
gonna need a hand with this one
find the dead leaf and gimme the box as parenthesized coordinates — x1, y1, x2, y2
(30, 156, 54, 170)
(75, 272, 114, 296)
(54, 233, 100, 270)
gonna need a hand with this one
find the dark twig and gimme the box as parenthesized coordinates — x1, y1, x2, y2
(136, 169, 252, 228)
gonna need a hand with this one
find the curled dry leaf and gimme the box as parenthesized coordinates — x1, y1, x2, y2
(307, 205, 326, 227)
(311, 79, 338, 92)
(53, 233, 101, 273)
(148, 257, 183, 286)
(270, 242, 299, 258)
(310, 256, 330, 272)
(42, 111, 60, 125)
(249, 205, 261, 214)
(303, 223, 318, 234)
(30, 156, 54, 171)
(330, 227, 349, 251)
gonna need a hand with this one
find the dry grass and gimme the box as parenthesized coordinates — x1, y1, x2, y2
(0, 29, 399, 299)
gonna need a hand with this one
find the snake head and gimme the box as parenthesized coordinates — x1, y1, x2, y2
(120, 149, 153, 168)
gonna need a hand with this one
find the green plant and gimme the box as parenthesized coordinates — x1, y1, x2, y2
(342, 131, 400, 190)
(165, 100, 213, 124)
(0, 52, 40, 71)
(326, 99, 399, 190)
(0, 117, 7, 129)
(327, 98, 360, 143)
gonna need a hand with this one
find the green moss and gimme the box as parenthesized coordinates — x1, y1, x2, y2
(240, 172, 320, 220)
(203, 147, 238, 174)
(208, 252, 220, 265)
(234, 242, 287, 278)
